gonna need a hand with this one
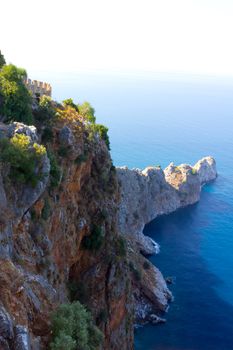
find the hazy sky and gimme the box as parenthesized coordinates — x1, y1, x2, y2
(1, 0, 233, 76)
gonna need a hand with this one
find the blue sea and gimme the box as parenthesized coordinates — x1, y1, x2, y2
(43, 70, 233, 350)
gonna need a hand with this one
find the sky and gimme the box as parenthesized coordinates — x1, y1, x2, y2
(1, 0, 233, 77)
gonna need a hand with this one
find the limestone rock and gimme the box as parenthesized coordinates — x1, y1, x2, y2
(8, 122, 38, 143)
(14, 326, 31, 350)
(117, 157, 217, 251)
(59, 125, 74, 147)
(0, 306, 13, 340)
(193, 156, 217, 184)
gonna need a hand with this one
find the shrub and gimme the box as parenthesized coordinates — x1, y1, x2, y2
(50, 333, 76, 350)
(115, 236, 127, 258)
(191, 168, 197, 175)
(0, 64, 33, 124)
(41, 198, 51, 220)
(48, 151, 61, 189)
(62, 98, 78, 111)
(89, 124, 110, 150)
(82, 225, 104, 251)
(0, 134, 46, 186)
(78, 101, 96, 123)
(33, 96, 55, 124)
(41, 126, 54, 144)
(50, 301, 103, 350)
(0, 51, 6, 68)
(58, 146, 70, 158)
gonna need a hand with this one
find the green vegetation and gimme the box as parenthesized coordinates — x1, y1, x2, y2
(82, 225, 104, 251)
(0, 64, 33, 124)
(78, 101, 96, 123)
(115, 236, 127, 258)
(63, 98, 78, 111)
(0, 134, 46, 186)
(191, 168, 198, 175)
(50, 301, 103, 350)
(0, 51, 6, 68)
(89, 123, 110, 150)
(41, 197, 51, 220)
(48, 151, 61, 189)
(34, 95, 55, 123)
(41, 126, 54, 144)
(58, 146, 70, 158)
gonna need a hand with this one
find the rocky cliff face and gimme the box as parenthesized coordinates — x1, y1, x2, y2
(0, 119, 133, 350)
(0, 114, 217, 349)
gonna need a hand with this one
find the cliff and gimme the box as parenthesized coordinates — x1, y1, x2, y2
(117, 157, 217, 254)
(0, 104, 217, 349)
(117, 157, 217, 323)
(0, 117, 133, 349)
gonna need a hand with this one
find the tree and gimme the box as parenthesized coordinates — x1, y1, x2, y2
(78, 101, 96, 123)
(0, 51, 5, 68)
(62, 98, 78, 111)
(0, 64, 33, 124)
(50, 301, 103, 350)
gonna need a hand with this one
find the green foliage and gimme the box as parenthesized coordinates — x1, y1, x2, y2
(63, 98, 78, 111)
(0, 64, 33, 124)
(48, 151, 61, 189)
(50, 301, 103, 350)
(50, 333, 76, 350)
(78, 101, 96, 123)
(89, 124, 110, 150)
(41, 126, 54, 144)
(0, 51, 6, 68)
(34, 96, 55, 123)
(58, 146, 69, 158)
(115, 236, 127, 258)
(82, 225, 104, 251)
(41, 197, 51, 220)
(0, 134, 45, 187)
(191, 168, 198, 175)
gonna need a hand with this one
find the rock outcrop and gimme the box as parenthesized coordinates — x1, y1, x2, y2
(117, 157, 217, 323)
(117, 157, 217, 252)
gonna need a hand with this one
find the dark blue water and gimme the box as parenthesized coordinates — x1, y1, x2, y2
(48, 71, 233, 349)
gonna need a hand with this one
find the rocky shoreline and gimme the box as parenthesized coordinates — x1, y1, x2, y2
(117, 157, 217, 324)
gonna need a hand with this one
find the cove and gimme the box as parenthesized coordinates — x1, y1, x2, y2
(135, 181, 233, 350)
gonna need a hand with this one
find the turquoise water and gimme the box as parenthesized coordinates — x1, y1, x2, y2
(51, 72, 233, 349)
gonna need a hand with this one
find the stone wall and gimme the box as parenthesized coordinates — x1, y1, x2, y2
(24, 78, 52, 98)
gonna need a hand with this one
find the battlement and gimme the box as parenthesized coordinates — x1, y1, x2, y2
(24, 78, 52, 98)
